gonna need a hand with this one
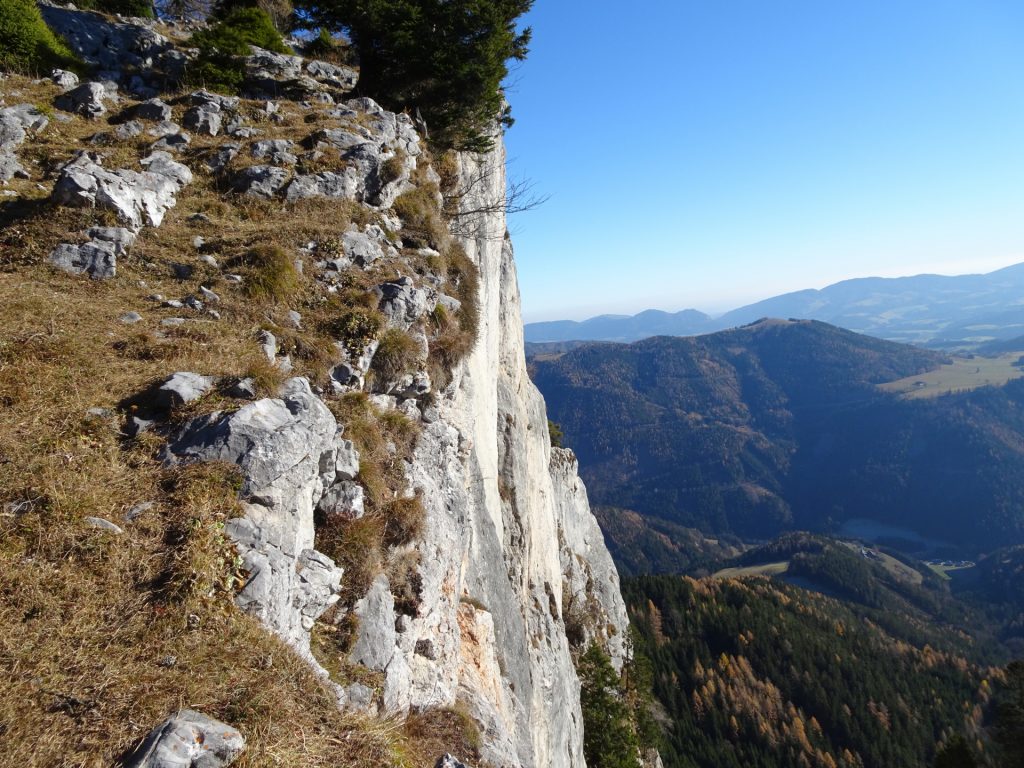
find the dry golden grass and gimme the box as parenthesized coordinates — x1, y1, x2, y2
(370, 328, 422, 385)
(401, 706, 482, 768)
(0, 70, 484, 764)
(0, 266, 424, 765)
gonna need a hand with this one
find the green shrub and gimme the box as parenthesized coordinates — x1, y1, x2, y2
(548, 419, 564, 448)
(0, 0, 81, 74)
(187, 7, 290, 93)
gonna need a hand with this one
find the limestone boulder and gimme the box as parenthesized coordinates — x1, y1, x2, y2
(55, 82, 117, 119)
(130, 98, 173, 122)
(155, 372, 216, 411)
(51, 151, 191, 231)
(50, 69, 79, 90)
(317, 480, 364, 520)
(250, 139, 297, 166)
(161, 379, 343, 651)
(232, 165, 290, 198)
(350, 574, 397, 671)
(305, 59, 357, 90)
(376, 277, 434, 329)
(124, 709, 244, 768)
(40, 5, 184, 89)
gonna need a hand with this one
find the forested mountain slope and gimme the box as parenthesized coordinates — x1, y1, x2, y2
(532, 320, 1024, 555)
(625, 574, 999, 768)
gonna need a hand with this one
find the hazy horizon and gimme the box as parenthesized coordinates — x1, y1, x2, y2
(505, 2, 1024, 326)
(522, 253, 1024, 324)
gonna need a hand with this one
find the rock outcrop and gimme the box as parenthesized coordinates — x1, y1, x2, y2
(161, 378, 345, 657)
(357, 143, 630, 768)
(16, 9, 629, 762)
(0, 103, 48, 182)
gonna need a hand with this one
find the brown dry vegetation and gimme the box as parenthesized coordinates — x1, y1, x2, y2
(0, 289, 407, 764)
(316, 393, 423, 605)
(0, 72, 481, 764)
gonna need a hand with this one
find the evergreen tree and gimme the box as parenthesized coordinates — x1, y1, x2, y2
(578, 644, 642, 768)
(994, 661, 1024, 767)
(294, 0, 533, 150)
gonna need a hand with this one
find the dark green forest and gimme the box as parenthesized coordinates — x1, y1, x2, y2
(531, 319, 1024, 559)
(624, 574, 1004, 768)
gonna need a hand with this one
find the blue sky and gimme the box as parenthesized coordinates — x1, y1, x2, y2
(503, 1, 1024, 322)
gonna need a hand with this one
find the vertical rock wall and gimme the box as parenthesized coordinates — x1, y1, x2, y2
(398, 141, 630, 766)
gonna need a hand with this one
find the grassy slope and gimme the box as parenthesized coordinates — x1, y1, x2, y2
(0, 73, 470, 766)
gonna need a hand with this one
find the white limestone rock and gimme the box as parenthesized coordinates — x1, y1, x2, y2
(131, 98, 173, 122)
(55, 82, 117, 119)
(51, 151, 191, 231)
(123, 709, 245, 768)
(550, 447, 629, 669)
(317, 480, 364, 520)
(250, 138, 297, 165)
(232, 165, 290, 198)
(155, 372, 215, 411)
(161, 378, 343, 654)
(50, 69, 79, 90)
(376, 277, 434, 329)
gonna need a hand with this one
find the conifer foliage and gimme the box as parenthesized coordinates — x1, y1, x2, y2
(578, 644, 643, 768)
(294, 0, 533, 150)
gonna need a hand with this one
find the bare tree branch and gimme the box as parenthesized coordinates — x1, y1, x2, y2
(446, 162, 549, 238)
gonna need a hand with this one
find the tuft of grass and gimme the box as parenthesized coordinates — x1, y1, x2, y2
(427, 243, 480, 389)
(402, 705, 483, 767)
(382, 492, 425, 549)
(369, 328, 421, 387)
(240, 356, 287, 397)
(392, 185, 446, 250)
(379, 151, 406, 187)
(316, 512, 386, 605)
(387, 545, 422, 617)
(239, 245, 303, 303)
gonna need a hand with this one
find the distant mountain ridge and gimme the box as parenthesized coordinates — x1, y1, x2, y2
(525, 262, 1024, 349)
(526, 308, 715, 344)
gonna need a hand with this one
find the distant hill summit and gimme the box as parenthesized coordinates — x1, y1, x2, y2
(525, 261, 1024, 349)
(531, 319, 1024, 556)
(525, 308, 714, 343)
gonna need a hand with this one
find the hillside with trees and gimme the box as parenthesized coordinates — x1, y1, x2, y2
(624, 574, 1002, 768)
(531, 319, 1024, 558)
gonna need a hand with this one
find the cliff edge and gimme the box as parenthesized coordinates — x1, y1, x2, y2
(0, 6, 627, 766)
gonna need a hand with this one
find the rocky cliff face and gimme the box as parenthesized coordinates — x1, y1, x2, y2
(1, 8, 628, 764)
(393, 145, 631, 767)
(339, 141, 631, 766)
